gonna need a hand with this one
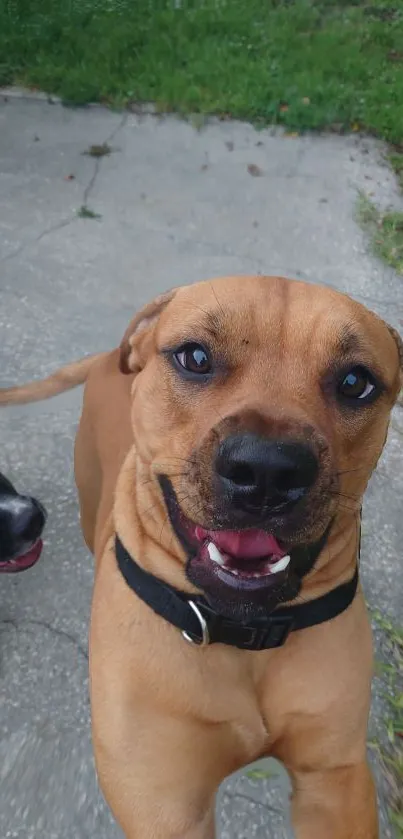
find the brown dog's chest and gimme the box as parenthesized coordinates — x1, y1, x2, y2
(91, 542, 372, 771)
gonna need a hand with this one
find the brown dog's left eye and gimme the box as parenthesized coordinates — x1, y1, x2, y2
(174, 343, 212, 376)
(337, 366, 377, 403)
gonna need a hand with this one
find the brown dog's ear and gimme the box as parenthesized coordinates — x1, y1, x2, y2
(119, 289, 176, 374)
(372, 312, 403, 378)
(385, 324, 403, 406)
(387, 324, 403, 373)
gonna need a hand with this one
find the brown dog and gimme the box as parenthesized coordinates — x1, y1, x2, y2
(1, 276, 402, 839)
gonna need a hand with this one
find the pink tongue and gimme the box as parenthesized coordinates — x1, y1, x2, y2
(195, 527, 284, 560)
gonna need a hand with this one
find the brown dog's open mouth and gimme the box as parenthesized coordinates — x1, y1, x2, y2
(158, 474, 332, 620)
(190, 526, 290, 591)
(158, 474, 295, 596)
(0, 539, 43, 573)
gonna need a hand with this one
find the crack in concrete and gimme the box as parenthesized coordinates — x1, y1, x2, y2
(222, 789, 284, 817)
(1, 243, 24, 263)
(0, 617, 88, 661)
(82, 157, 101, 208)
(35, 215, 77, 246)
(83, 112, 128, 208)
(1, 112, 128, 265)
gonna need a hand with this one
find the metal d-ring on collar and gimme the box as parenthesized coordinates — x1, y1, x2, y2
(182, 600, 210, 647)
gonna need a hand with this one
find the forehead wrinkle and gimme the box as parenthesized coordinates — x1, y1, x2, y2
(160, 303, 230, 346)
(287, 302, 361, 353)
(204, 308, 225, 338)
(272, 298, 324, 364)
(335, 325, 363, 357)
(321, 317, 377, 369)
(310, 315, 389, 383)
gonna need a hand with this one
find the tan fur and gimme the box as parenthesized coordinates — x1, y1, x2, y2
(3, 276, 402, 838)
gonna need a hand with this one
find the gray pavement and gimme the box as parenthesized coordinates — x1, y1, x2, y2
(0, 92, 402, 838)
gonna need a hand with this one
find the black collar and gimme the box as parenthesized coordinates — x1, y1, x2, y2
(115, 536, 359, 650)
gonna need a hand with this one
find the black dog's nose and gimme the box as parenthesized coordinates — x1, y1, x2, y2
(12, 497, 46, 543)
(215, 433, 318, 515)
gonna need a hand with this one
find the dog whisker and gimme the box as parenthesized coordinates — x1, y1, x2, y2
(209, 284, 227, 323)
(156, 456, 199, 466)
(159, 514, 172, 545)
(336, 501, 361, 514)
(335, 466, 368, 476)
(137, 471, 191, 489)
(330, 490, 362, 502)
(183, 301, 213, 321)
(139, 489, 202, 523)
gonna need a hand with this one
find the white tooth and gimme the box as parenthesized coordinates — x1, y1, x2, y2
(207, 542, 225, 566)
(270, 554, 291, 574)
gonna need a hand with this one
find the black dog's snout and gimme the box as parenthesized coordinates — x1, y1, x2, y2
(18, 498, 46, 542)
(0, 472, 47, 565)
(9, 496, 47, 543)
(215, 433, 319, 515)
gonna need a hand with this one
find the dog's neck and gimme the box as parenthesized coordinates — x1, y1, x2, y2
(297, 517, 360, 602)
(114, 447, 200, 593)
(114, 447, 360, 604)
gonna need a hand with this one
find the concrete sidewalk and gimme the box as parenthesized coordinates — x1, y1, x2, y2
(0, 93, 402, 839)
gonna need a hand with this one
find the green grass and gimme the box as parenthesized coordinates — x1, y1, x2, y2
(356, 193, 403, 275)
(1, 1, 403, 142)
(372, 612, 403, 837)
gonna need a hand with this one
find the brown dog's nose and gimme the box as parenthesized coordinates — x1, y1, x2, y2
(215, 434, 318, 516)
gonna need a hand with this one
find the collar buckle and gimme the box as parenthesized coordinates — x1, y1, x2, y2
(182, 599, 294, 651)
(182, 600, 211, 647)
(242, 615, 295, 650)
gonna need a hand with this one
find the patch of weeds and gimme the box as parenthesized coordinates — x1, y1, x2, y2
(371, 611, 403, 835)
(82, 142, 112, 158)
(356, 193, 403, 275)
(188, 113, 208, 132)
(389, 152, 403, 192)
(77, 205, 102, 219)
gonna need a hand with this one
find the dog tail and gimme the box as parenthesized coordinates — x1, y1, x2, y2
(0, 353, 106, 405)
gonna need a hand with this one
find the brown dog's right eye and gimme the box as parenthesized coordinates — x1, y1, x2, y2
(336, 365, 379, 405)
(174, 343, 212, 376)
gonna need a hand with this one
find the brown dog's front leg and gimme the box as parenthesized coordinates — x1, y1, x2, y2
(290, 760, 378, 839)
(93, 737, 217, 839)
(90, 704, 221, 839)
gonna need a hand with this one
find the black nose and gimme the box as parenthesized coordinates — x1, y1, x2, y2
(12, 496, 46, 544)
(215, 433, 318, 515)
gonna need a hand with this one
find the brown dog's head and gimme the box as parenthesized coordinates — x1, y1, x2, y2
(119, 276, 402, 621)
